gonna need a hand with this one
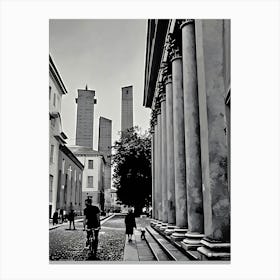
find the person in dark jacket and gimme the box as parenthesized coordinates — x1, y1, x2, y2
(59, 208, 64, 223)
(125, 208, 136, 242)
(52, 210, 58, 225)
(68, 202, 75, 230)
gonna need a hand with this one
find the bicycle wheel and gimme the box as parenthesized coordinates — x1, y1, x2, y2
(89, 238, 94, 255)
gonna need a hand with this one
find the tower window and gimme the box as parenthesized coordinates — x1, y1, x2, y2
(87, 176, 93, 188)
(88, 160, 93, 169)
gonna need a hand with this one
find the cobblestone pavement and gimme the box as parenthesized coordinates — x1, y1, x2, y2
(49, 215, 151, 262)
(49, 216, 126, 261)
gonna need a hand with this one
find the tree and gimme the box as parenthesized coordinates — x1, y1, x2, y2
(111, 126, 151, 216)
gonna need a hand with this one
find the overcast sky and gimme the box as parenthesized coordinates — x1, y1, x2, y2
(49, 19, 150, 150)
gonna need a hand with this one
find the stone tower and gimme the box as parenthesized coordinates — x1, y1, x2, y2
(121, 85, 133, 134)
(75, 86, 97, 148)
(98, 117, 112, 209)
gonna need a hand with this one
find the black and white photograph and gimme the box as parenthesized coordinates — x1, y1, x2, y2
(49, 19, 231, 262)
(1, 0, 280, 279)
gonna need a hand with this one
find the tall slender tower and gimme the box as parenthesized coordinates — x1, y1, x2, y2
(98, 117, 112, 210)
(121, 85, 133, 134)
(75, 86, 97, 148)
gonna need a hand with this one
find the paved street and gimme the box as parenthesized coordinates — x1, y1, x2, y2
(50, 215, 125, 261)
(49, 215, 151, 261)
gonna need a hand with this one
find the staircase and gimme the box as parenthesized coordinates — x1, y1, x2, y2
(144, 226, 191, 261)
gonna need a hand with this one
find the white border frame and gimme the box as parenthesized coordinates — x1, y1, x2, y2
(1, 1, 280, 279)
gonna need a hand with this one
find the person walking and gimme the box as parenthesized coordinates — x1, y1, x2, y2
(125, 208, 136, 242)
(68, 202, 75, 230)
(59, 208, 64, 223)
(52, 210, 58, 225)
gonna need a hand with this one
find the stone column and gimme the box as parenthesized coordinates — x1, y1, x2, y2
(150, 117, 155, 220)
(164, 73, 177, 236)
(180, 19, 205, 251)
(153, 114, 158, 221)
(159, 85, 168, 231)
(195, 19, 230, 260)
(155, 99, 162, 225)
(170, 43, 188, 242)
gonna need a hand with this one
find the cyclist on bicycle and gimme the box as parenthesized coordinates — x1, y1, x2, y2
(83, 198, 100, 256)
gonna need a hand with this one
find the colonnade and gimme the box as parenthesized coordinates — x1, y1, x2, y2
(149, 19, 230, 260)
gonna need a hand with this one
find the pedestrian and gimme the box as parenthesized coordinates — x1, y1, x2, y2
(68, 202, 75, 230)
(125, 208, 136, 242)
(63, 209, 67, 221)
(60, 208, 64, 223)
(52, 210, 58, 225)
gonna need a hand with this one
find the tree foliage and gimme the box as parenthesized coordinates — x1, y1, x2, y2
(111, 126, 151, 216)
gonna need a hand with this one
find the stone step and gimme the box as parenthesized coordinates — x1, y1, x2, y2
(151, 223, 201, 261)
(134, 230, 156, 261)
(146, 226, 191, 261)
(144, 227, 171, 261)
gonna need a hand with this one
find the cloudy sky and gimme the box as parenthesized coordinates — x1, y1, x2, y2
(49, 19, 150, 150)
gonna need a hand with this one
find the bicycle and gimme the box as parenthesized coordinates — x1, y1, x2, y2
(85, 227, 100, 258)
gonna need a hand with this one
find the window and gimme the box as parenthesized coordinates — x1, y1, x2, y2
(88, 160, 93, 169)
(49, 175, 53, 200)
(62, 159, 65, 174)
(75, 180, 77, 204)
(68, 165, 72, 177)
(87, 176, 93, 188)
(51, 118, 55, 127)
(50, 145, 54, 163)
(49, 86, 51, 100)
(53, 93, 56, 106)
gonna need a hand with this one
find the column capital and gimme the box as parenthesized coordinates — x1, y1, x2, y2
(170, 39, 182, 61)
(155, 97, 161, 115)
(164, 74, 172, 85)
(160, 91, 166, 102)
(161, 62, 169, 83)
(165, 35, 173, 61)
(158, 82, 166, 102)
(180, 19, 195, 29)
(169, 20, 183, 61)
(150, 108, 158, 129)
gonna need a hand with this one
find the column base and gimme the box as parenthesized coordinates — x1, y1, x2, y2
(170, 228, 188, 242)
(154, 221, 163, 230)
(164, 225, 178, 236)
(159, 222, 168, 231)
(181, 232, 204, 251)
(150, 219, 158, 227)
(197, 238, 230, 260)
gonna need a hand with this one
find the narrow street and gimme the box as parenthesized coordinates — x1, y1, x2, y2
(49, 215, 150, 261)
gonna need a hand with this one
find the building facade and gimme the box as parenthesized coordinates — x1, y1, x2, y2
(144, 19, 230, 260)
(56, 145, 84, 215)
(68, 146, 105, 211)
(49, 55, 68, 218)
(49, 55, 84, 218)
(98, 116, 112, 210)
(121, 85, 133, 134)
